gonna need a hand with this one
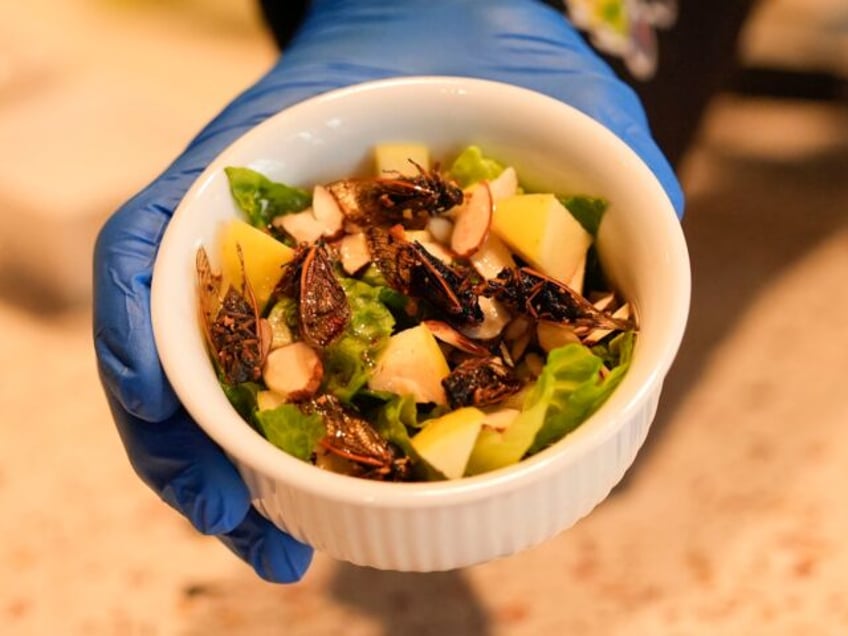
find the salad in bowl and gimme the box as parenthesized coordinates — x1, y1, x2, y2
(197, 143, 635, 482)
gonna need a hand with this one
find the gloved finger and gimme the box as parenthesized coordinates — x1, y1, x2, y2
(217, 507, 314, 583)
(102, 382, 251, 535)
(94, 192, 180, 423)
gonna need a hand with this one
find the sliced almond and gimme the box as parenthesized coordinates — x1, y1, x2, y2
(262, 341, 324, 400)
(275, 210, 325, 244)
(274, 185, 344, 244)
(469, 233, 515, 280)
(418, 240, 455, 265)
(451, 181, 492, 257)
(590, 292, 617, 312)
(503, 315, 532, 342)
(423, 320, 489, 356)
(427, 216, 454, 245)
(311, 184, 344, 236)
(510, 331, 532, 364)
(566, 255, 586, 295)
(338, 232, 371, 275)
(581, 303, 633, 346)
(459, 297, 511, 341)
(523, 352, 545, 377)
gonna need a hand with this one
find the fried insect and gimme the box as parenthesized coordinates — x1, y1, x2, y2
(363, 224, 409, 291)
(307, 395, 410, 480)
(397, 241, 483, 324)
(196, 246, 269, 385)
(482, 267, 633, 331)
(326, 161, 463, 229)
(363, 226, 483, 324)
(442, 356, 522, 409)
(276, 242, 351, 348)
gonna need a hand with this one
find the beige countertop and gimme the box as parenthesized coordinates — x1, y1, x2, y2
(2, 1, 848, 634)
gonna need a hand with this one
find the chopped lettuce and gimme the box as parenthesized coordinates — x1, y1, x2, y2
(221, 381, 261, 422)
(321, 277, 395, 402)
(373, 393, 419, 458)
(528, 331, 633, 454)
(254, 404, 326, 462)
(466, 333, 635, 475)
(557, 195, 608, 237)
(266, 296, 298, 348)
(224, 166, 311, 228)
(448, 146, 505, 188)
(373, 394, 446, 481)
(358, 265, 410, 316)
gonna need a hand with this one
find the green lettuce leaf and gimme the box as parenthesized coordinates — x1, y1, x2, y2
(373, 394, 446, 481)
(373, 393, 419, 459)
(321, 277, 395, 402)
(266, 296, 298, 348)
(221, 381, 261, 422)
(224, 166, 311, 228)
(466, 333, 635, 475)
(254, 404, 326, 462)
(557, 195, 608, 237)
(448, 146, 505, 188)
(527, 333, 633, 454)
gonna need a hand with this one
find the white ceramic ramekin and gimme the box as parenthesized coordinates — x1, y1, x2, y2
(151, 76, 690, 572)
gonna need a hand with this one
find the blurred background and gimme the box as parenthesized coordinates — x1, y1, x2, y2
(1, 1, 847, 634)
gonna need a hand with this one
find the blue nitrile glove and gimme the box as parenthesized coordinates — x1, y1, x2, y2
(93, 0, 683, 584)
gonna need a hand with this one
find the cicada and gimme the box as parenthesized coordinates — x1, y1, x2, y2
(482, 267, 633, 331)
(196, 245, 270, 385)
(326, 161, 464, 230)
(307, 395, 410, 480)
(275, 242, 351, 348)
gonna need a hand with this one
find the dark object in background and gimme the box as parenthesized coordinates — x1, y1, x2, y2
(258, 0, 309, 52)
(599, 0, 758, 166)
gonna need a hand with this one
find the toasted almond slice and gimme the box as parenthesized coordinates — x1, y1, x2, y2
(258, 317, 273, 359)
(567, 255, 586, 294)
(503, 315, 532, 342)
(311, 184, 344, 236)
(523, 352, 545, 377)
(423, 320, 490, 356)
(581, 303, 633, 346)
(469, 233, 515, 280)
(427, 216, 453, 245)
(451, 181, 492, 257)
(459, 297, 511, 341)
(418, 240, 455, 265)
(338, 232, 371, 275)
(403, 229, 455, 265)
(262, 341, 323, 400)
(274, 185, 344, 244)
(591, 292, 617, 312)
(487, 166, 518, 202)
(510, 331, 531, 364)
(275, 210, 325, 244)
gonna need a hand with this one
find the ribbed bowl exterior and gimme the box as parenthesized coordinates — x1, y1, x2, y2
(237, 386, 660, 572)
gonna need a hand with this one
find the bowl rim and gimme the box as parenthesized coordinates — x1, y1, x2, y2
(151, 75, 690, 508)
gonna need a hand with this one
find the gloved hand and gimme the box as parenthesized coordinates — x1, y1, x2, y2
(93, 0, 683, 584)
